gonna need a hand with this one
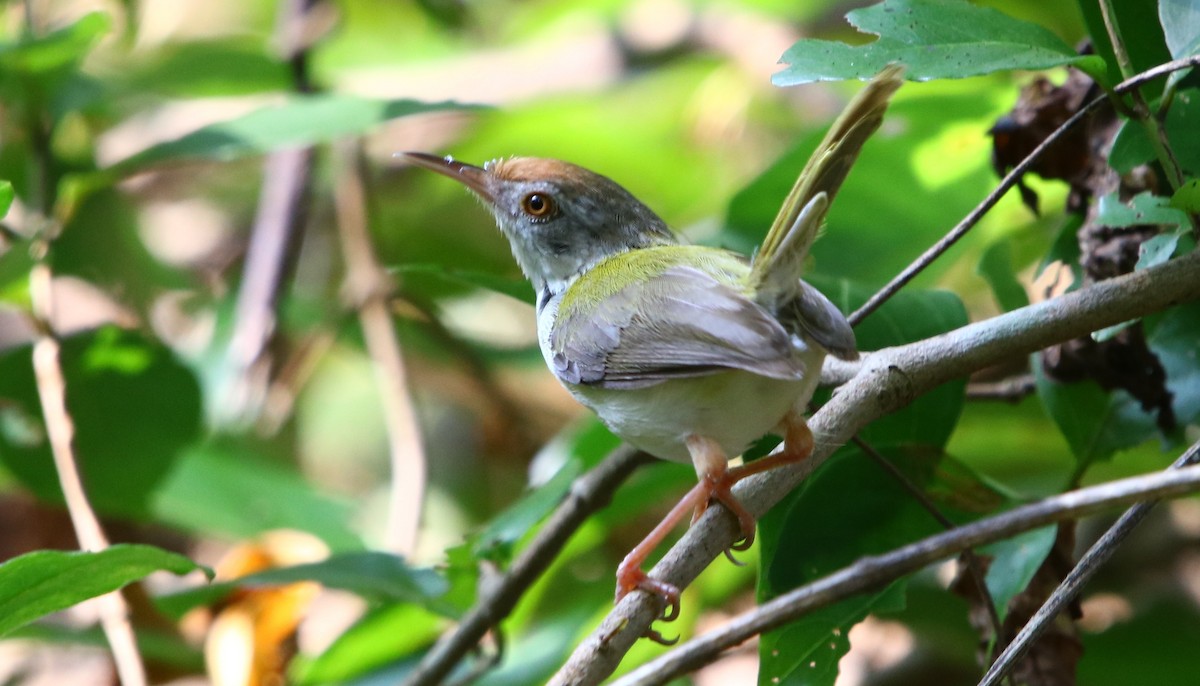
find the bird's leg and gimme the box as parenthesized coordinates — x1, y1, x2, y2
(615, 477, 712, 617)
(728, 409, 815, 480)
(614, 418, 816, 641)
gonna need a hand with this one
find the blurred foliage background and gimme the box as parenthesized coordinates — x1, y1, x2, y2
(0, 0, 1197, 684)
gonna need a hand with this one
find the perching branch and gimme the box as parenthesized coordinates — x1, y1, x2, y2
(613, 460, 1200, 686)
(549, 247, 1200, 686)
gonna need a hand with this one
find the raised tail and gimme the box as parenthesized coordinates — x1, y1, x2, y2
(749, 64, 905, 302)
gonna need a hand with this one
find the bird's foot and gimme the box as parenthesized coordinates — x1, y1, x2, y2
(691, 468, 758, 563)
(615, 563, 681, 645)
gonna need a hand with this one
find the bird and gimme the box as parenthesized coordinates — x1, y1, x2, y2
(402, 65, 903, 637)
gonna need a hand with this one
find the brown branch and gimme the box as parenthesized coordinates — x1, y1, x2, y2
(549, 247, 1200, 685)
(979, 438, 1200, 686)
(29, 261, 146, 686)
(612, 461, 1200, 686)
(965, 373, 1037, 402)
(402, 446, 652, 686)
(220, 0, 320, 423)
(332, 139, 427, 555)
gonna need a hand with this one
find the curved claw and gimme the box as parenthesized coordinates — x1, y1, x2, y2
(645, 627, 679, 646)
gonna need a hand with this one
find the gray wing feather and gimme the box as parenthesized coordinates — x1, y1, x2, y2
(552, 266, 806, 389)
(783, 281, 858, 361)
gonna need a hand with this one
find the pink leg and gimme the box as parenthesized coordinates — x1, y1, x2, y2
(615, 413, 817, 642)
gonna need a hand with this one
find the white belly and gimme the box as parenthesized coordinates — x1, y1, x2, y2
(566, 349, 824, 464)
(536, 284, 825, 464)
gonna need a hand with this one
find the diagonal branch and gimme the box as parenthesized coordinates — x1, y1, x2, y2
(613, 460, 1200, 686)
(549, 247, 1200, 686)
(402, 446, 651, 686)
(978, 437, 1200, 686)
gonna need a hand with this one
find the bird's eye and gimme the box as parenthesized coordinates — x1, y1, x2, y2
(521, 192, 556, 219)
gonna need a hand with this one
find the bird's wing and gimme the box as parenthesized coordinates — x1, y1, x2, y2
(550, 264, 807, 390)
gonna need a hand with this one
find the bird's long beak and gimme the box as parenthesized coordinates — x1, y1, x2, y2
(400, 152, 493, 202)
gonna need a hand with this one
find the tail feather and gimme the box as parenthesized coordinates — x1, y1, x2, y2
(750, 64, 905, 302)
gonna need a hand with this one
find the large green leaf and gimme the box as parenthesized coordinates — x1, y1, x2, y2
(757, 445, 945, 686)
(812, 277, 969, 447)
(773, 0, 1099, 86)
(0, 179, 12, 216)
(981, 525, 1057, 623)
(1033, 363, 1161, 470)
(1161, 0, 1200, 62)
(1110, 89, 1200, 176)
(0, 328, 203, 519)
(295, 603, 441, 685)
(105, 95, 479, 176)
(0, 12, 109, 79)
(156, 552, 450, 619)
(1079, 0, 1173, 89)
(756, 280, 968, 685)
(149, 441, 361, 552)
(0, 544, 205, 636)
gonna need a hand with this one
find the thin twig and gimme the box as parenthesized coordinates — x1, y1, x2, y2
(978, 438, 1200, 686)
(847, 95, 1105, 326)
(1098, 0, 1134, 80)
(549, 248, 1200, 686)
(18, 7, 144, 680)
(966, 374, 1036, 402)
(402, 446, 651, 686)
(611, 463, 1200, 686)
(220, 0, 319, 423)
(848, 54, 1200, 327)
(333, 139, 427, 556)
(30, 261, 146, 686)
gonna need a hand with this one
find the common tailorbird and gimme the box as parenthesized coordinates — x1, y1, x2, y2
(403, 65, 903, 639)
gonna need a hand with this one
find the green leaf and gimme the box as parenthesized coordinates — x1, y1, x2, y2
(1136, 228, 1188, 271)
(0, 544, 206, 636)
(772, 0, 1093, 85)
(810, 277, 969, 447)
(1033, 363, 1158, 468)
(1172, 178, 1200, 213)
(156, 552, 450, 619)
(1161, 0, 1200, 59)
(1110, 89, 1200, 175)
(759, 582, 906, 686)
(0, 329, 203, 520)
(106, 96, 480, 176)
(978, 239, 1030, 312)
(0, 12, 110, 78)
(1096, 191, 1189, 230)
(0, 180, 13, 216)
(295, 603, 441, 685)
(1080, 0, 1173, 89)
(981, 525, 1056, 623)
(758, 445, 944, 686)
(150, 442, 362, 552)
(1152, 301, 1200, 429)
(1160, 0, 1200, 87)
